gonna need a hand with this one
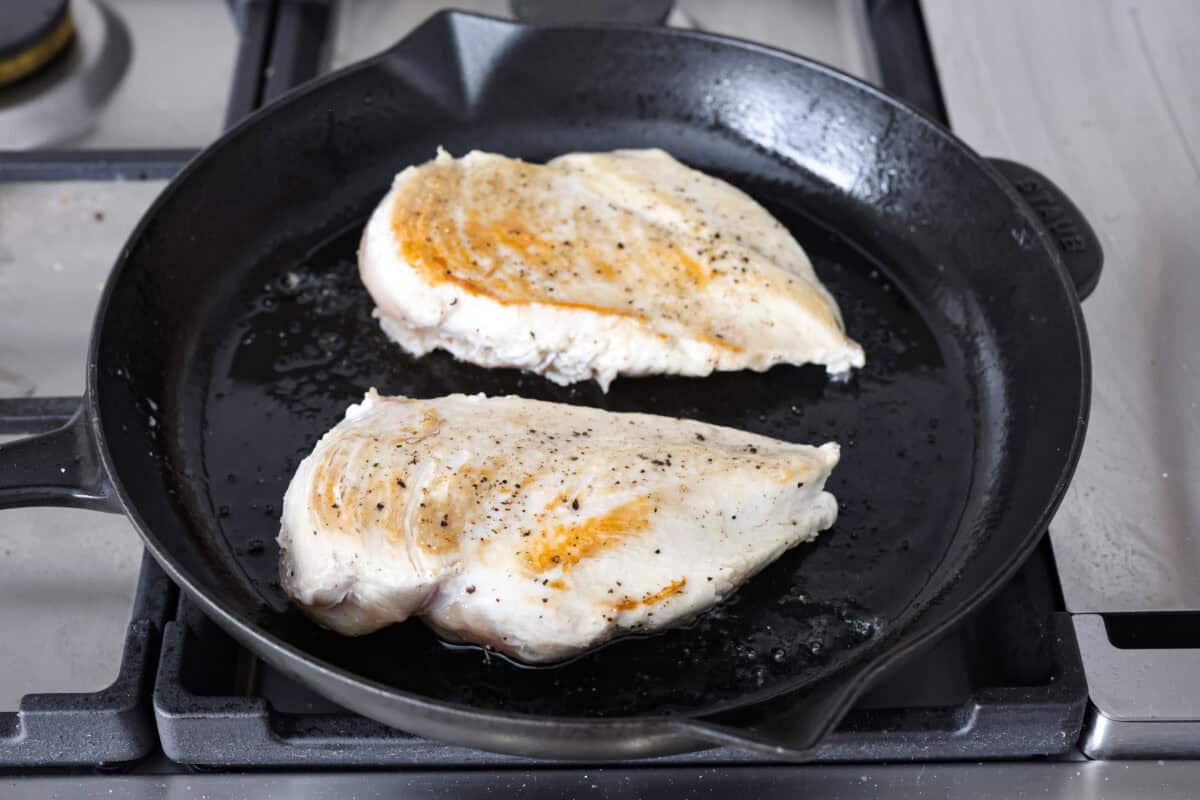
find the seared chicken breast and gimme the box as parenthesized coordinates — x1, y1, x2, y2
(279, 391, 840, 663)
(359, 148, 864, 390)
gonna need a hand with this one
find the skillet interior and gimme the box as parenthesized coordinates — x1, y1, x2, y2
(92, 13, 1085, 722)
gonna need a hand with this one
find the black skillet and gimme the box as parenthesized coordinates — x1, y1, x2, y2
(0, 12, 1101, 759)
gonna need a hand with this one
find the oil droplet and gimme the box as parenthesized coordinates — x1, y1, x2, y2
(317, 331, 344, 353)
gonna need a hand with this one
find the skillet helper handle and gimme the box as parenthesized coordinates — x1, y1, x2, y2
(0, 397, 118, 512)
(670, 660, 875, 760)
(988, 158, 1104, 300)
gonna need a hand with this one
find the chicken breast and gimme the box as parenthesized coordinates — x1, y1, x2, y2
(359, 148, 864, 390)
(279, 390, 840, 663)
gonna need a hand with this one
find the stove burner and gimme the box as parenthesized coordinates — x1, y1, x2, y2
(0, 0, 129, 148)
(511, 0, 674, 26)
(0, 0, 74, 88)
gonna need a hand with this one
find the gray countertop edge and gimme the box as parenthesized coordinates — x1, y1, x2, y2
(6, 761, 1200, 799)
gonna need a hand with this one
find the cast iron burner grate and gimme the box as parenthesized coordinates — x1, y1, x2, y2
(152, 544, 1085, 767)
(0, 554, 173, 768)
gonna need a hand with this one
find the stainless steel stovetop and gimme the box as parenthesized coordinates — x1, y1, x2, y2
(1, 0, 1198, 795)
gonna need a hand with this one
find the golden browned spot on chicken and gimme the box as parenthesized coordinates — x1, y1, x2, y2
(671, 246, 709, 286)
(696, 331, 743, 353)
(308, 438, 390, 537)
(388, 156, 753, 349)
(396, 201, 644, 321)
(401, 409, 444, 443)
(311, 439, 356, 531)
(541, 490, 572, 512)
(524, 497, 652, 574)
(411, 500, 461, 553)
(406, 458, 514, 554)
(312, 460, 338, 520)
(613, 577, 687, 611)
(307, 412, 481, 552)
(782, 462, 820, 486)
(309, 407, 446, 532)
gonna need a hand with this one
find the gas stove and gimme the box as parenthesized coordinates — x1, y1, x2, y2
(1, 0, 1197, 795)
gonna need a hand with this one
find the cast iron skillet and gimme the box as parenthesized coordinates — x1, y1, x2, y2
(0, 12, 1101, 760)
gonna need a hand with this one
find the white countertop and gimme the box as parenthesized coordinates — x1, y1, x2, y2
(924, 0, 1200, 613)
(0, 182, 157, 708)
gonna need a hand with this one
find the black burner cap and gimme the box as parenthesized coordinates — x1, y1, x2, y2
(511, 0, 674, 26)
(0, 0, 73, 86)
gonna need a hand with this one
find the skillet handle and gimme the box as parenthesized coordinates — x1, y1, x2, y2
(0, 397, 119, 512)
(988, 158, 1104, 300)
(669, 659, 876, 760)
